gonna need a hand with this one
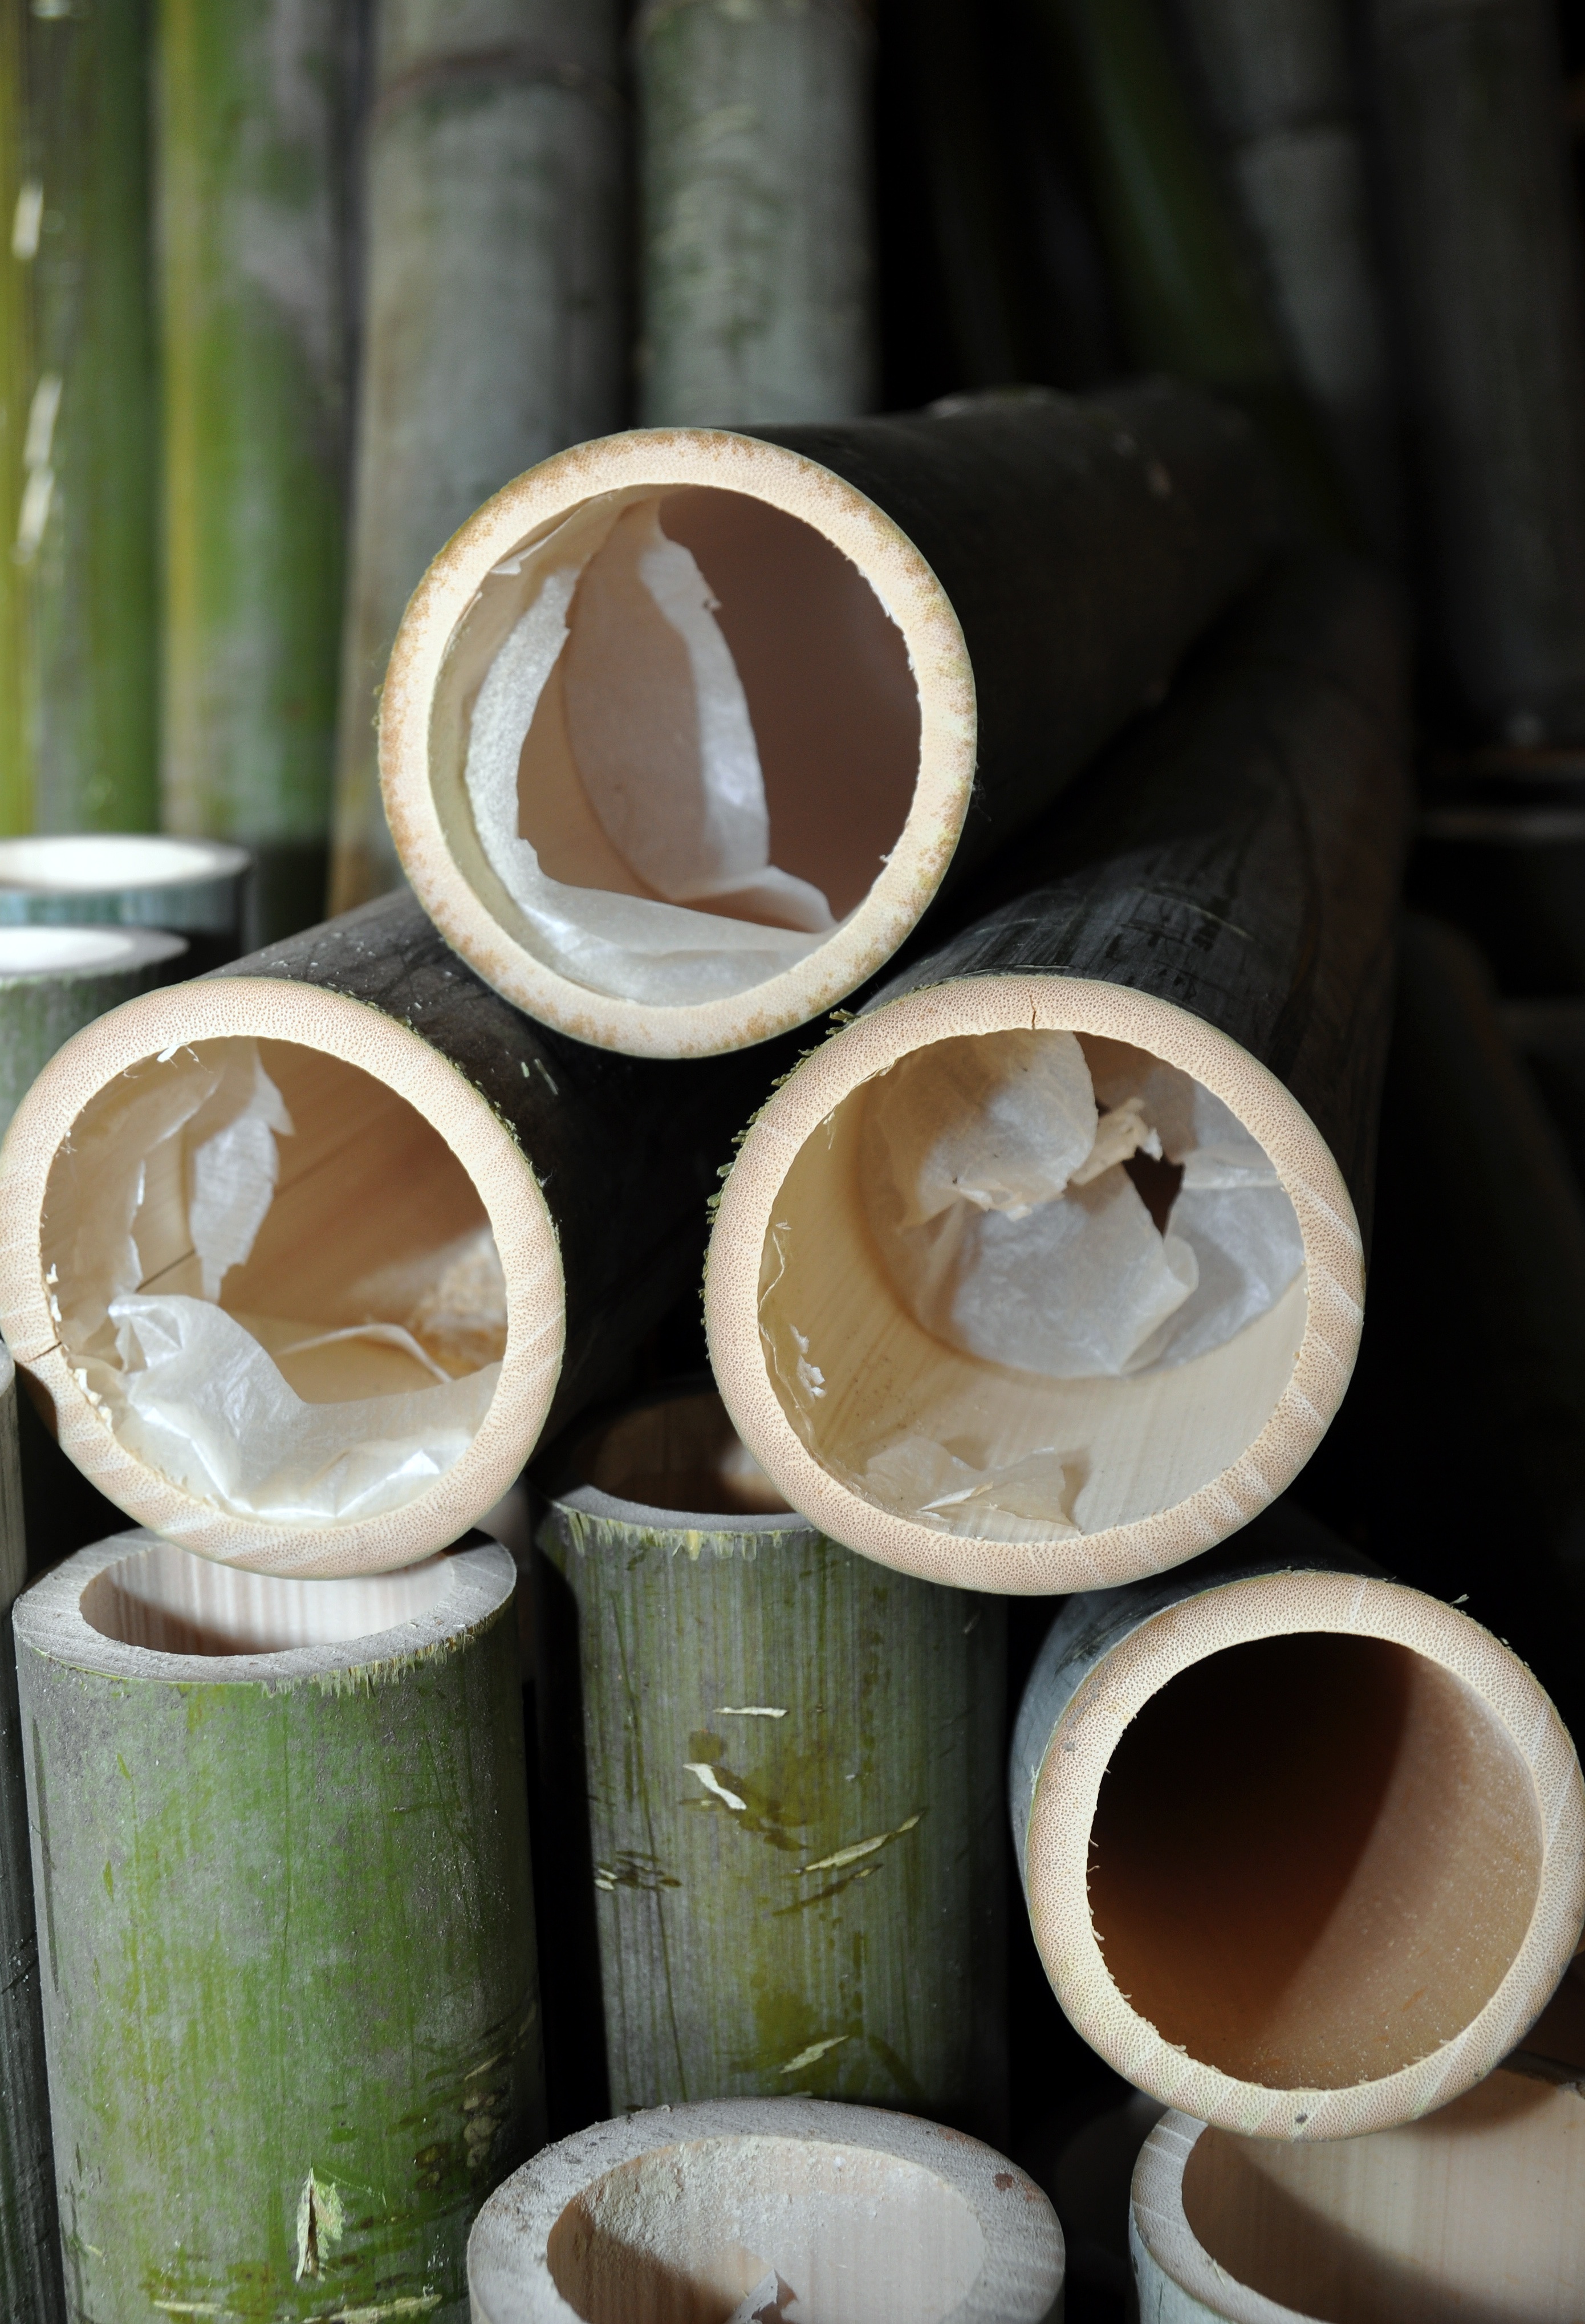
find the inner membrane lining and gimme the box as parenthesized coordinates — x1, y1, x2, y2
(82, 1541, 453, 1655)
(546, 2138, 984, 2324)
(41, 1037, 507, 1527)
(757, 1029, 1307, 1542)
(1086, 1636, 1543, 2089)
(448, 485, 920, 1009)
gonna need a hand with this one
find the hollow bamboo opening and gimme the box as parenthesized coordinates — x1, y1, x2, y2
(1089, 1634, 1541, 2090)
(566, 1387, 791, 1518)
(546, 2137, 986, 2324)
(708, 980, 1355, 1590)
(384, 432, 972, 1056)
(1141, 2069, 1585, 2322)
(82, 1538, 452, 1655)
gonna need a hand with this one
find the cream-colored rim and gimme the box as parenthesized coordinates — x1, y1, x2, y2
(0, 977, 563, 1576)
(1029, 1572, 1585, 2139)
(379, 428, 976, 1059)
(705, 972, 1364, 1592)
(1132, 2114, 1302, 2323)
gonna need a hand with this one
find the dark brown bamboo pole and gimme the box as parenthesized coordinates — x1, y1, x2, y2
(706, 549, 1409, 1591)
(531, 1382, 1006, 2134)
(329, 0, 627, 915)
(0, 891, 796, 1575)
(1371, 0, 1585, 740)
(382, 380, 1281, 1056)
(469, 2098, 1065, 2324)
(1011, 1502, 1583, 2138)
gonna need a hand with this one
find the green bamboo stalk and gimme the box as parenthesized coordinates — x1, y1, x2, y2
(328, 0, 627, 914)
(1032, 0, 1348, 535)
(19, 0, 160, 833)
(533, 1384, 1007, 2134)
(15, 1533, 543, 2324)
(0, 6, 34, 838)
(637, 0, 876, 425)
(0, 925, 188, 1133)
(0, 1350, 64, 2324)
(0, 834, 247, 966)
(156, 0, 351, 944)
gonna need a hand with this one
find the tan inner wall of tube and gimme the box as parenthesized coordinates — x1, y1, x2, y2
(546, 2136, 985, 2324)
(571, 1388, 792, 1516)
(1179, 2070, 1585, 2320)
(433, 485, 921, 953)
(1087, 1635, 1543, 2089)
(755, 1052, 1307, 1539)
(81, 1542, 453, 1655)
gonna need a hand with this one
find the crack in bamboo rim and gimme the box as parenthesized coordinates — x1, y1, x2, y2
(379, 427, 976, 1058)
(13, 1531, 515, 1685)
(1024, 1571, 1585, 2141)
(0, 976, 564, 1577)
(468, 2098, 1064, 2324)
(704, 973, 1365, 1593)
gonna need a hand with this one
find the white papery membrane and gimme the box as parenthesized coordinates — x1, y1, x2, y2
(46, 1040, 504, 1525)
(465, 499, 840, 1006)
(848, 1030, 1305, 1536)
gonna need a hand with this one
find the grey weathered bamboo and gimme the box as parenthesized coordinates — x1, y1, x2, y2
(1010, 1508, 1585, 2138)
(1132, 2062, 1585, 2319)
(532, 1384, 1006, 2132)
(636, 0, 875, 426)
(15, 1531, 540, 2324)
(384, 380, 1279, 1055)
(1371, 0, 1585, 739)
(0, 925, 187, 1135)
(1, 0, 160, 836)
(156, 0, 351, 941)
(0, 834, 247, 966)
(329, 0, 627, 915)
(0, 891, 794, 1574)
(1169, 0, 1400, 551)
(469, 2098, 1065, 2323)
(706, 550, 1408, 1590)
(0, 1351, 63, 2324)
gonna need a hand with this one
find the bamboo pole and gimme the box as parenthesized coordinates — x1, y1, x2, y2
(0, 834, 248, 965)
(0, 1350, 63, 2324)
(531, 1382, 1006, 2133)
(1031, 0, 1347, 537)
(1371, 0, 1585, 741)
(636, 0, 874, 428)
(0, 5, 34, 838)
(1132, 2062, 1585, 2319)
(381, 380, 1279, 1057)
(0, 926, 187, 1135)
(0, 891, 797, 1575)
(1010, 1509, 1584, 2139)
(328, 0, 627, 916)
(156, 0, 352, 944)
(705, 549, 1408, 1591)
(469, 2097, 1064, 2323)
(14, 1530, 541, 2324)
(1168, 0, 1401, 554)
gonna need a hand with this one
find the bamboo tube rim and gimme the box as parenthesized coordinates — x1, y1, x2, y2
(705, 973, 1362, 1591)
(0, 834, 249, 896)
(468, 2097, 1064, 2323)
(0, 925, 188, 978)
(1025, 1569, 1585, 2139)
(380, 427, 972, 1059)
(0, 976, 563, 1574)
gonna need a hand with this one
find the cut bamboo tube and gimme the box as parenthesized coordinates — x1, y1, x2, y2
(1371, 0, 1585, 741)
(1010, 1513, 1585, 2139)
(328, 0, 626, 916)
(469, 2097, 1064, 2323)
(1132, 2061, 1585, 2319)
(705, 549, 1407, 1590)
(2, 0, 160, 838)
(0, 890, 792, 1575)
(532, 1382, 1006, 2131)
(637, 0, 875, 427)
(1169, 0, 1400, 554)
(156, 0, 351, 942)
(15, 1530, 541, 2324)
(383, 380, 1279, 1057)
(0, 925, 188, 1135)
(0, 1350, 63, 2324)
(0, 833, 248, 961)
